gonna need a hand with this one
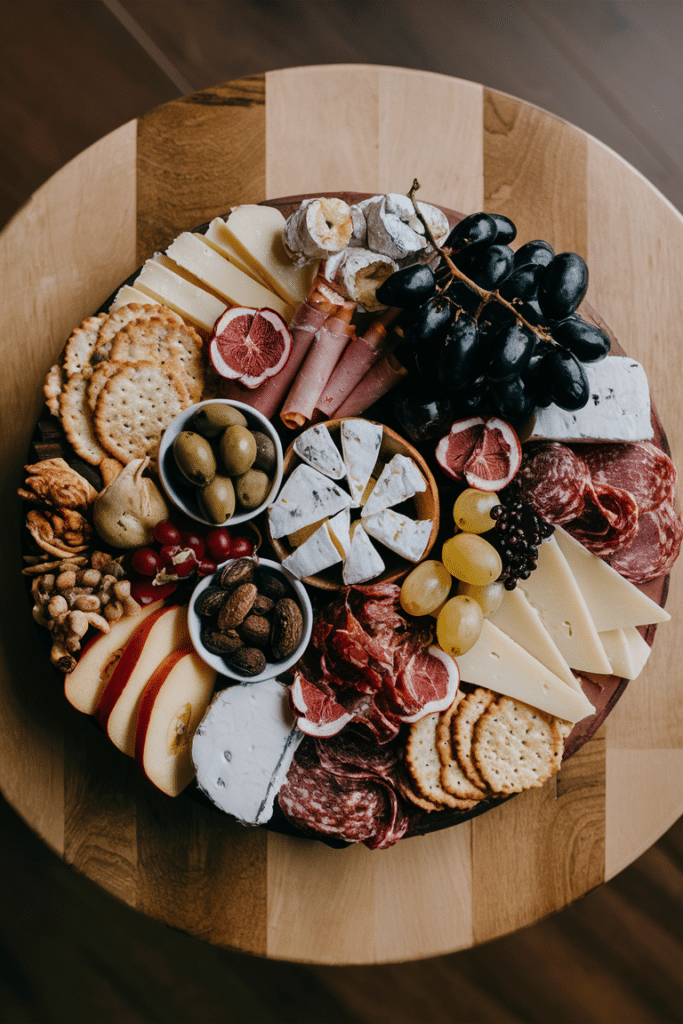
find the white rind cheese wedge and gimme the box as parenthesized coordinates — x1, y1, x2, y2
(599, 626, 652, 680)
(134, 257, 227, 332)
(282, 521, 343, 579)
(488, 587, 582, 694)
(165, 232, 292, 320)
(530, 357, 653, 442)
(192, 679, 303, 825)
(343, 524, 385, 585)
(456, 620, 595, 722)
(362, 509, 432, 563)
(341, 419, 382, 505)
(268, 465, 351, 538)
(328, 507, 351, 556)
(554, 526, 670, 631)
(519, 535, 613, 674)
(294, 424, 346, 479)
(222, 205, 319, 307)
(361, 453, 426, 518)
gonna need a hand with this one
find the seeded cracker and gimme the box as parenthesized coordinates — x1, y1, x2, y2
(60, 372, 109, 465)
(437, 693, 487, 802)
(94, 361, 188, 465)
(63, 313, 108, 379)
(93, 302, 183, 362)
(452, 689, 495, 793)
(405, 712, 479, 810)
(109, 318, 203, 402)
(473, 696, 564, 795)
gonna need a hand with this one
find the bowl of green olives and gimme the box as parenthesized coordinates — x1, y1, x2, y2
(158, 400, 284, 527)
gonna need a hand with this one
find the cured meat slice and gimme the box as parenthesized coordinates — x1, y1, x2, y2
(290, 673, 353, 737)
(608, 504, 683, 585)
(517, 443, 592, 524)
(565, 484, 638, 557)
(578, 442, 676, 513)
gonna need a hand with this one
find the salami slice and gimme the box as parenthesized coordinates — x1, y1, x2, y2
(565, 484, 638, 557)
(608, 504, 683, 584)
(578, 442, 676, 513)
(517, 443, 592, 524)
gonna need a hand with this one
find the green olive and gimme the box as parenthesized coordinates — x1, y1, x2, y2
(192, 402, 248, 438)
(173, 431, 216, 487)
(198, 474, 235, 523)
(219, 424, 257, 476)
(234, 468, 271, 511)
(251, 431, 277, 474)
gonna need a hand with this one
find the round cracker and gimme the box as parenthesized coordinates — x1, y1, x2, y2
(94, 361, 187, 465)
(437, 693, 487, 801)
(451, 689, 494, 793)
(405, 712, 478, 810)
(109, 320, 198, 403)
(63, 313, 108, 378)
(87, 361, 120, 412)
(43, 363, 63, 417)
(60, 372, 109, 465)
(472, 696, 563, 795)
(94, 302, 183, 362)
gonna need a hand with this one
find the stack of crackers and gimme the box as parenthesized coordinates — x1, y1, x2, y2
(401, 687, 571, 810)
(44, 303, 205, 471)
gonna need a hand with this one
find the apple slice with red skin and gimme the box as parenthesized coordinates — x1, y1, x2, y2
(96, 603, 189, 756)
(64, 599, 165, 715)
(134, 648, 216, 797)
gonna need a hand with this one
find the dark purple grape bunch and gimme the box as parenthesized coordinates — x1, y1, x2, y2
(378, 208, 611, 442)
(487, 481, 554, 590)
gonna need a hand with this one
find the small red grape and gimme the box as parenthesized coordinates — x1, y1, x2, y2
(181, 530, 206, 559)
(205, 527, 232, 562)
(174, 556, 197, 578)
(230, 535, 253, 558)
(159, 544, 182, 568)
(153, 520, 182, 546)
(196, 559, 218, 577)
(131, 547, 162, 577)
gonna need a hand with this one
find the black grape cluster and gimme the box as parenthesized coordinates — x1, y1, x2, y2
(486, 481, 555, 590)
(377, 211, 611, 442)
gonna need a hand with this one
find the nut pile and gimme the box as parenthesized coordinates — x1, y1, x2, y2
(23, 550, 142, 673)
(196, 557, 304, 676)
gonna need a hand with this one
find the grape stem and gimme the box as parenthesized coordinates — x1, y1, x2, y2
(407, 179, 553, 342)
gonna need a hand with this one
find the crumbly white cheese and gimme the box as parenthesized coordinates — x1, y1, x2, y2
(531, 357, 653, 442)
(361, 453, 426, 518)
(268, 465, 351, 539)
(362, 194, 449, 261)
(340, 419, 383, 505)
(362, 509, 432, 562)
(342, 525, 385, 585)
(293, 424, 346, 480)
(192, 679, 303, 825)
(323, 247, 397, 312)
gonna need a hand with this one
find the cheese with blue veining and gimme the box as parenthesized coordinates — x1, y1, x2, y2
(268, 464, 351, 538)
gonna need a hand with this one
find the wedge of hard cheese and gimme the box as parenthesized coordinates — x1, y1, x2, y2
(134, 256, 227, 332)
(455, 619, 595, 722)
(599, 626, 652, 680)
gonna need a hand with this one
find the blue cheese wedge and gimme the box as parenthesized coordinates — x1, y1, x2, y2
(268, 465, 351, 539)
(293, 424, 346, 480)
(282, 521, 343, 579)
(361, 453, 427, 518)
(342, 523, 385, 585)
(362, 509, 432, 563)
(599, 626, 652, 680)
(192, 679, 303, 826)
(553, 526, 669, 631)
(340, 419, 382, 505)
(456, 620, 595, 722)
(531, 357, 653, 442)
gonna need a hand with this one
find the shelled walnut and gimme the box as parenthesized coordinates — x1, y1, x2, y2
(24, 550, 142, 672)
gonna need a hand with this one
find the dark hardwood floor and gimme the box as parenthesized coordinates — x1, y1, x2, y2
(2, 3, 683, 1021)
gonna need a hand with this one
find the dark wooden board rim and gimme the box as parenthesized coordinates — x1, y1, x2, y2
(24, 191, 670, 848)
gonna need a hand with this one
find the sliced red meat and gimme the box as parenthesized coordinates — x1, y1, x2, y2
(278, 757, 390, 843)
(391, 645, 459, 721)
(565, 484, 638, 557)
(608, 504, 683, 584)
(290, 673, 353, 737)
(517, 443, 592, 524)
(578, 442, 676, 513)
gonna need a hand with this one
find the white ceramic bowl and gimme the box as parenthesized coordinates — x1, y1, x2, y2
(158, 399, 284, 528)
(188, 557, 313, 683)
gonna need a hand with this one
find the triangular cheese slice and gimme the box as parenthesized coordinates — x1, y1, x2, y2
(341, 419, 382, 505)
(518, 535, 612, 674)
(267, 465, 351, 538)
(554, 526, 670, 631)
(282, 521, 342, 579)
(488, 587, 582, 694)
(342, 525, 385, 585)
(456, 620, 595, 722)
(599, 626, 652, 680)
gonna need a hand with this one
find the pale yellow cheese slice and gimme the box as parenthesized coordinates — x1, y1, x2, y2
(455, 619, 595, 722)
(222, 205, 319, 307)
(203, 218, 269, 283)
(134, 257, 227, 332)
(166, 233, 293, 320)
(554, 525, 670, 631)
(518, 535, 612, 674)
(599, 626, 652, 680)
(488, 587, 582, 693)
(109, 284, 163, 312)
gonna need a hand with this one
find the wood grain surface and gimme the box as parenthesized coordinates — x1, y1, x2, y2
(2, 61, 683, 966)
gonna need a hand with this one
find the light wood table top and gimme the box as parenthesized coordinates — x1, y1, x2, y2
(1, 64, 683, 965)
